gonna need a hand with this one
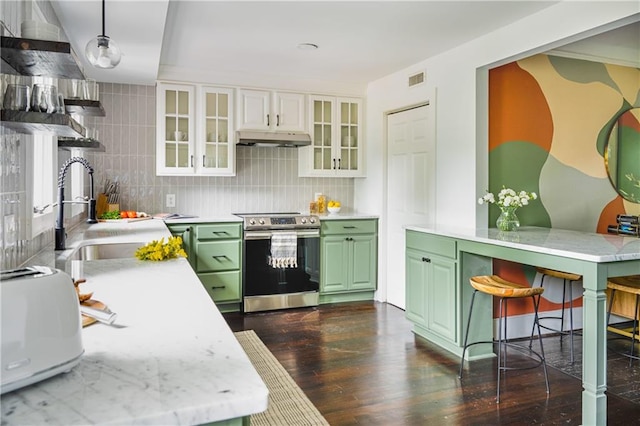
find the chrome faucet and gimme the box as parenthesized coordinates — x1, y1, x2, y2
(55, 157, 98, 250)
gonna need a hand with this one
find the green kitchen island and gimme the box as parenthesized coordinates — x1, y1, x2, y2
(405, 225, 640, 426)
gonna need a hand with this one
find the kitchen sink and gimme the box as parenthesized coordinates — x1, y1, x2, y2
(68, 242, 142, 261)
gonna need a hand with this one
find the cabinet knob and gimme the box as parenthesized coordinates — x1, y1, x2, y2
(421, 257, 431, 263)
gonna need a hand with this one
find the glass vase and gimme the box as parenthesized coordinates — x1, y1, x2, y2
(496, 206, 520, 232)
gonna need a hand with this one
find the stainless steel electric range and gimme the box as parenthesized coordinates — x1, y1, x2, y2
(234, 212, 321, 313)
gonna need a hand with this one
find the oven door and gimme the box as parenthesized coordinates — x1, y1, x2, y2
(243, 229, 320, 312)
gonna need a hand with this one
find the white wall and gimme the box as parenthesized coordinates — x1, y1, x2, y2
(362, 1, 639, 302)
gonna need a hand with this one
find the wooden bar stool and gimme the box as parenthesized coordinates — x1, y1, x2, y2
(459, 275, 550, 403)
(529, 268, 582, 364)
(607, 275, 640, 364)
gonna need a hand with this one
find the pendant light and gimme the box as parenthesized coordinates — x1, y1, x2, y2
(85, 0, 121, 69)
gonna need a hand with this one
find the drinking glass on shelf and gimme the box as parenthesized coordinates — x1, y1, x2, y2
(31, 84, 59, 113)
(68, 79, 86, 99)
(3, 84, 30, 111)
(57, 93, 65, 113)
(85, 79, 98, 100)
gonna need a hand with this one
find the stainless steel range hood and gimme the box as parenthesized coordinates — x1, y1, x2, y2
(236, 130, 311, 148)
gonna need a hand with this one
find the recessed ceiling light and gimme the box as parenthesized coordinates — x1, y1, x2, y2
(297, 43, 319, 50)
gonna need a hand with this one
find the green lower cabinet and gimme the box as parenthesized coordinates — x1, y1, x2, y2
(320, 219, 377, 303)
(167, 224, 195, 268)
(405, 230, 458, 353)
(167, 222, 242, 312)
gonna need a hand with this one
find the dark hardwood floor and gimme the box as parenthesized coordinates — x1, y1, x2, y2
(223, 301, 640, 425)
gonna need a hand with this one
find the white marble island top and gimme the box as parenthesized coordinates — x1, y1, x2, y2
(406, 225, 640, 263)
(1, 219, 268, 425)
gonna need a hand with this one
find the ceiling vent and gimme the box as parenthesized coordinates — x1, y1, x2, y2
(408, 71, 425, 87)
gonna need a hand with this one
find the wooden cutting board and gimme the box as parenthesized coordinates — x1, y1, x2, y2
(81, 299, 106, 327)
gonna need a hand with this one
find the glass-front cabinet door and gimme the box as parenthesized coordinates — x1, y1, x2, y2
(299, 95, 363, 177)
(200, 86, 234, 176)
(156, 83, 195, 175)
(337, 98, 361, 174)
(312, 96, 334, 172)
(156, 82, 235, 176)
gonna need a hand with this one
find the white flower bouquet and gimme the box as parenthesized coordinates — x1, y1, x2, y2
(478, 186, 537, 208)
(478, 186, 538, 231)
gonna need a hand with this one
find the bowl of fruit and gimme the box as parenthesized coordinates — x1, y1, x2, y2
(327, 200, 341, 214)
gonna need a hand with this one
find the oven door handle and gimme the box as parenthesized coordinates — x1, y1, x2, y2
(244, 229, 320, 240)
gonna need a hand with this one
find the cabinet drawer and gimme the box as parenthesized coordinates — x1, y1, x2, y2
(322, 219, 377, 235)
(195, 223, 241, 240)
(196, 240, 241, 272)
(199, 271, 241, 303)
(406, 230, 457, 259)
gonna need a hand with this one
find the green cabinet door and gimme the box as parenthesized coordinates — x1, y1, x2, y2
(167, 224, 195, 268)
(321, 236, 349, 293)
(405, 248, 428, 326)
(427, 255, 457, 341)
(350, 235, 376, 291)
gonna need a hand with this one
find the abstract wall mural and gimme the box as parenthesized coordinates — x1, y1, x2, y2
(488, 54, 640, 233)
(486, 55, 640, 328)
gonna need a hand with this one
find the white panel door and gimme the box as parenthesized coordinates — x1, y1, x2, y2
(386, 103, 435, 309)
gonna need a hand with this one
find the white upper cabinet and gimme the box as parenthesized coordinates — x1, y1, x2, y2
(156, 82, 235, 176)
(199, 86, 235, 176)
(157, 82, 196, 175)
(299, 95, 364, 177)
(237, 89, 306, 132)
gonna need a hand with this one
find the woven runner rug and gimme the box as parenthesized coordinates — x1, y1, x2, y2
(234, 330, 330, 426)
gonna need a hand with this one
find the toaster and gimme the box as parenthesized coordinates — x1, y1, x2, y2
(1, 266, 83, 394)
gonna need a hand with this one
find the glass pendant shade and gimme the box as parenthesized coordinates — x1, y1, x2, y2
(85, 35, 121, 69)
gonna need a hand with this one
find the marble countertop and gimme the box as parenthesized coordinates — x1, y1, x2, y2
(1, 219, 268, 425)
(318, 212, 378, 220)
(406, 225, 640, 263)
(163, 212, 379, 223)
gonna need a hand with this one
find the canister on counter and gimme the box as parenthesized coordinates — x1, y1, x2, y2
(317, 194, 326, 214)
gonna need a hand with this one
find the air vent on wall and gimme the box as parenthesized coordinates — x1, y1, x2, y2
(408, 71, 425, 87)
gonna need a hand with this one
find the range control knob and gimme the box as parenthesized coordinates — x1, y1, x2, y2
(309, 217, 316, 224)
(301, 218, 307, 224)
(249, 219, 256, 225)
(259, 219, 265, 225)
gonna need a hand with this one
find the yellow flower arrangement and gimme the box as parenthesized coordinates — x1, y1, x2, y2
(135, 236, 187, 261)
